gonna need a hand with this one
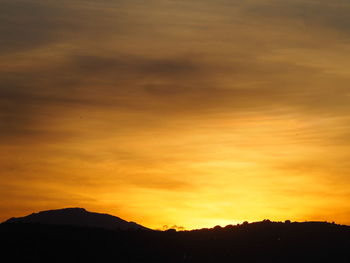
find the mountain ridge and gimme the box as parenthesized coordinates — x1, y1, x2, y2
(4, 207, 149, 231)
(4, 207, 350, 231)
(2, 208, 350, 262)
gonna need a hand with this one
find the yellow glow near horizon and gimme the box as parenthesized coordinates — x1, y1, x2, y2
(1, 0, 350, 229)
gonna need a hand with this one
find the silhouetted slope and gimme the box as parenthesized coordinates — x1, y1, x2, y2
(4, 207, 149, 230)
(1, 213, 349, 262)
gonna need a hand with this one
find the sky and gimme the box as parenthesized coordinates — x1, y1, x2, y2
(1, 0, 350, 229)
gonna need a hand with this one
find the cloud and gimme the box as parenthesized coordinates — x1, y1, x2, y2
(0, 1, 71, 53)
(2, 47, 350, 144)
(2, 0, 350, 227)
(242, 0, 350, 36)
(0, 0, 143, 54)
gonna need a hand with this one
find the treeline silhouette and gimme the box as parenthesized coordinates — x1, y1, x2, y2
(1, 220, 349, 262)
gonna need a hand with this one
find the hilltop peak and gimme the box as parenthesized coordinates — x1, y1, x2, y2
(44, 207, 87, 213)
(4, 208, 149, 231)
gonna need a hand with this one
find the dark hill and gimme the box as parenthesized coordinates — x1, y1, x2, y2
(1, 211, 350, 262)
(4, 207, 149, 231)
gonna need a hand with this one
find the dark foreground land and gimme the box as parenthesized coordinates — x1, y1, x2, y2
(1, 220, 349, 263)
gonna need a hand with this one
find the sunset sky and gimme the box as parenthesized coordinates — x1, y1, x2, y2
(1, 0, 350, 229)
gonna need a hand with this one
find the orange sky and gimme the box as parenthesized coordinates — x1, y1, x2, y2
(1, 0, 350, 229)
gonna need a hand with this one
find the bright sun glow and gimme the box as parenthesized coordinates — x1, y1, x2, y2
(1, 0, 350, 229)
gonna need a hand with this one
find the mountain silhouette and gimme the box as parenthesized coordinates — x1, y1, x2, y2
(1, 209, 350, 262)
(4, 207, 149, 231)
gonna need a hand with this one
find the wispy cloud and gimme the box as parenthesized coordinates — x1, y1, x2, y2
(1, 0, 350, 228)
